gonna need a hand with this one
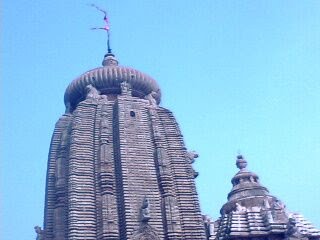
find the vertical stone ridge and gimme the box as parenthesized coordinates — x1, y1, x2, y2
(116, 95, 165, 239)
(44, 114, 72, 240)
(97, 101, 120, 239)
(54, 114, 72, 240)
(44, 85, 208, 239)
(112, 99, 127, 240)
(148, 106, 183, 239)
(67, 100, 98, 239)
(157, 107, 207, 239)
(95, 103, 103, 239)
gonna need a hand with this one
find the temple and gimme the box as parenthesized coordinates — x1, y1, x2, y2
(39, 53, 206, 240)
(36, 43, 319, 240)
(211, 155, 320, 240)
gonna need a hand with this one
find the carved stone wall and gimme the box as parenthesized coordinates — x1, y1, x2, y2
(43, 91, 207, 239)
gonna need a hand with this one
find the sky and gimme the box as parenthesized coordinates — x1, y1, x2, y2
(2, 1, 320, 239)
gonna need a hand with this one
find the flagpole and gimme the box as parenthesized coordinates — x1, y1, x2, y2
(90, 4, 112, 54)
(107, 30, 111, 54)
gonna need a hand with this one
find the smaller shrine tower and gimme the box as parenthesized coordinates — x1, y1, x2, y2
(212, 155, 320, 240)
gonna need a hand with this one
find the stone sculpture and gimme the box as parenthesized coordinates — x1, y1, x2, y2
(120, 80, 132, 95)
(285, 217, 307, 240)
(235, 202, 247, 213)
(34, 226, 45, 240)
(86, 84, 101, 99)
(145, 91, 157, 106)
(140, 197, 151, 223)
(187, 151, 199, 164)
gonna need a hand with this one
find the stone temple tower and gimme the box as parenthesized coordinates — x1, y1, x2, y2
(40, 52, 207, 240)
(212, 155, 320, 240)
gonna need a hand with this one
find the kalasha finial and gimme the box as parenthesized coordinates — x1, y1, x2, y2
(102, 53, 118, 66)
(236, 154, 247, 170)
(90, 4, 112, 54)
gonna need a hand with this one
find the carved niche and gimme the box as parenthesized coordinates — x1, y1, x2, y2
(132, 197, 160, 240)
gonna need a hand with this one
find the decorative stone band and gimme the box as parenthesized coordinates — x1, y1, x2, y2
(64, 65, 161, 110)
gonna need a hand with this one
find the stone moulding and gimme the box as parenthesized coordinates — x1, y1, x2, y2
(64, 65, 161, 111)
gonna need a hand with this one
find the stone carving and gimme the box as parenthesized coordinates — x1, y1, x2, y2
(263, 212, 274, 224)
(234, 203, 247, 213)
(100, 118, 109, 130)
(145, 91, 157, 106)
(132, 223, 161, 240)
(186, 151, 199, 164)
(274, 199, 286, 210)
(55, 128, 68, 187)
(249, 176, 255, 182)
(120, 80, 132, 95)
(263, 199, 271, 209)
(164, 196, 181, 234)
(285, 217, 307, 240)
(156, 148, 169, 176)
(186, 152, 199, 178)
(262, 199, 274, 223)
(140, 197, 151, 223)
(251, 206, 261, 212)
(98, 104, 119, 237)
(34, 226, 45, 240)
(86, 84, 100, 99)
(85, 84, 107, 100)
(132, 197, 161, 240)
(101, 194, 117, 233)
(270, 198, 288, 222)
(272, 209, 287, 222)
(203, 215, 215, 238)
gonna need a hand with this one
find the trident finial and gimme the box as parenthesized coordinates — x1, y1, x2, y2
(90, 4, 112, 53)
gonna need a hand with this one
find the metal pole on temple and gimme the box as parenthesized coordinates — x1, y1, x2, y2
(107, 29, 111, 53)
(90, 4, 112, 54)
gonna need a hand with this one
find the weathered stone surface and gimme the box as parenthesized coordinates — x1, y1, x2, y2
(213, 155, 320, 240)
(41, 54, 207, 240)
(64, 53, 161, 112)
(40, 51, 320, 240)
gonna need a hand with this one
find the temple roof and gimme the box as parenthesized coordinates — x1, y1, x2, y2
(221, 155, 271, 214)
(213, 155, 320, 240)
(64, 53, 161, 110)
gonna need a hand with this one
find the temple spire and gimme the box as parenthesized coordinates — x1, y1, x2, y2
(228, 154, 268, 202)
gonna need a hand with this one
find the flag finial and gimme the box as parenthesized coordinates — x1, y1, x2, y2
(90, 4, 112, 53)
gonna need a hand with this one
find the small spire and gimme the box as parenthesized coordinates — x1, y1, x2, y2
(236, 154, 247, 170)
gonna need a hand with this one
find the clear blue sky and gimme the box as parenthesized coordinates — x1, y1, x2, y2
(2, 1, 320, 239)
